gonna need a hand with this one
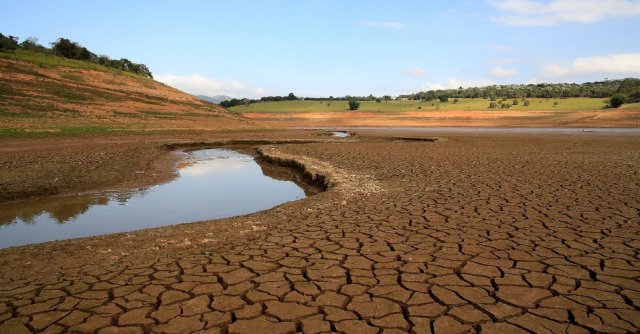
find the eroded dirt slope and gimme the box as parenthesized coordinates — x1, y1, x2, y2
(0, 59, 263, 134)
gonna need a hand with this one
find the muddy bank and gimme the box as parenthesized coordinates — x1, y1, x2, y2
(0, 141, 180, 203)
(0, 130, 338, 203)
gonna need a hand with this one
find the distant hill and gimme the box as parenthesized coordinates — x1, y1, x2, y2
(197, 95, 232, 104)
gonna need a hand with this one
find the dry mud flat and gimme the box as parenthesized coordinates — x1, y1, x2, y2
(0, 130, 639, 334)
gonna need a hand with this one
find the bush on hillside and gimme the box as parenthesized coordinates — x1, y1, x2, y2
(0, 33, 19, 51)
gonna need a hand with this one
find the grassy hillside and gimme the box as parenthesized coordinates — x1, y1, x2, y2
(230, 97, 611, 113)
(0, 51, 262, 137)
(0, 49, 146, 78)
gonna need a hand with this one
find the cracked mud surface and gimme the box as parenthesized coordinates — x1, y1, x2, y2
(1, 131, 639, 333)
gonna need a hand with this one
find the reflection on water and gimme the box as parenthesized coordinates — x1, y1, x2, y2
(332, 131, 350, 138)
(0, 149, 306, 248)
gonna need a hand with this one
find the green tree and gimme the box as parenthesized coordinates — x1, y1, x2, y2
(348, 99, 360, 111)
(610, 93, 627, 108)
(20, 37, 46, 52)
(287, 93, 297, 100)
(615, 78, 640, 103)
(0, 33, 19, 51)
(51, 38, 79, 58)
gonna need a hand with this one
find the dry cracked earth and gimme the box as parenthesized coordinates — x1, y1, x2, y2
(0, 131, 639, 334)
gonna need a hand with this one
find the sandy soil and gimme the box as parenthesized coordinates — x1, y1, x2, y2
(0, 129, 639, 333)
(244, 108, 640, 128)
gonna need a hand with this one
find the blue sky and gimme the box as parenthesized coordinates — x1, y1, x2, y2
(2, 0, 640, 98)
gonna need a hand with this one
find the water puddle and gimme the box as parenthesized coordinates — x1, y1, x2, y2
(332, 131, 350, 138)
(0, 148, 308, 249)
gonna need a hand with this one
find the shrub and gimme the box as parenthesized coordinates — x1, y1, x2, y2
(512, 99, 519, 105)
(348, 99, 360, 111)
(524, 100, 530, 106)
(489, 102, 498, 108)
(610, 93, 627, 108)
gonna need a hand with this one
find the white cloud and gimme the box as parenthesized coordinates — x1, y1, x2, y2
(182, 159, 246, 177)
(489, 66, 518, 78)
(360, 21, 407, 30)
(154, 73, 264, 98)
(488, 0, 640, 26)
(489, 44, 516, 52)
(404, 67, 427, 79)
(422, 78, 494, 91)
(540, 53, 640, 79)
(488, 57, 528, 65)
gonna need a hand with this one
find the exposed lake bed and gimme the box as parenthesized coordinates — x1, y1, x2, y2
(0, 129, 638, 333)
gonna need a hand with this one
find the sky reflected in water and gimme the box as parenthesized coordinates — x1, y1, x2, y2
(0, 149, 306, 248)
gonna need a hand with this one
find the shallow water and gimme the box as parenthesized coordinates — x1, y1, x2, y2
(305, 127, 640, 135)
(0, 149, 306, 249)
(332, 131, 350, 137)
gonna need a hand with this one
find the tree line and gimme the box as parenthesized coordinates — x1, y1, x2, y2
(398, 80, 637, 102)
(219, 93, 394, 108)
(219, 79, 640, 109)
(0, 33, 152, 78)
(220, 93, 300, 108)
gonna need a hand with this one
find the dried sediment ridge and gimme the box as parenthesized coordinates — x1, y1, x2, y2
(257, 145, 383, 198)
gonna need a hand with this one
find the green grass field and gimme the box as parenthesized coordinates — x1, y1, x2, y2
(0, 49, 148, 79)
(230, 97, 612, 113)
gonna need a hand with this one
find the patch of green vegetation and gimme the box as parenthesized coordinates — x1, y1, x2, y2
(0, 126, 140, 138)
(623, 102, 640, 109)
(0, 85, 28, 98)
(1, 61, 49, 78)
(40, 85, 93, 102)
(59, 72, 85, 82)
(112, 111, 144, 118)
(139, 110, 178, 118)
(0, 126, 211, 138)
(0, 110, 44, 118)
(230, 98, 609, 113)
